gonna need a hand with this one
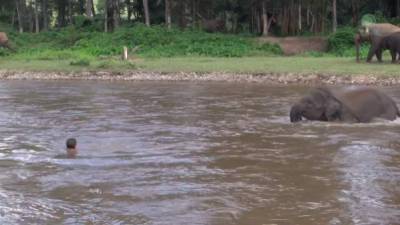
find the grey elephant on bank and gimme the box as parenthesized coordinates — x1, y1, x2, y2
(377, 32, 400, 63)
(290, 87, 400, 123)
(354, 23, 400, 62)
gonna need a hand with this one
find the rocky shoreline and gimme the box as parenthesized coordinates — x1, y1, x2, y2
(1, 70, 400, 85)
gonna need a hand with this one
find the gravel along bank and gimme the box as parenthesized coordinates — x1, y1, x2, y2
(1, 70, 400, 85)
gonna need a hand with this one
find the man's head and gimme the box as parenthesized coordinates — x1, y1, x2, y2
(66, 138, 77, 149)
(66, 138, 77, 158)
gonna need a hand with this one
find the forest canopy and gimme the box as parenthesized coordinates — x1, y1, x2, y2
(0, 0, 400, 35)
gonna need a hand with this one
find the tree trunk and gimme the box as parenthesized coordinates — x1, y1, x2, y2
(16, 0, 23, 33)
(332, 0, 337, 32)
(351, 0, 359, 27)
(104, 0, 108, 32)
(178, 1, 188, 28)
(397, 0, 400, 18)
(113, 0, 120, 29)
(282, 7, 289, 35)
(310, 10, 315, 32)
(28, 1, 34, 32)
(35, 0, 40, 33)
(298, 2, 302, 32)
(192, 0, 197, 27)
(165, 0, 172, 29)
(143, 0, 150, 26)
(255, 7, 261, 34)
(42, 0, 49, 31)
(126, 0, 132, 21)
(321, 1, 326, 33)
(57, 0, 67, 27)
(92, 0, 96, 16)
(86, 0, 94, 18)
(261, 1, 268, 36)
(288, 2, 296, 35)
(11, 11, 16, 27)
(68, 0, 73, 25)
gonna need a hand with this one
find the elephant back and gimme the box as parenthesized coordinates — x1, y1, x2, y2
(333, 88, 398, 122)
(366, 23, 400, 38)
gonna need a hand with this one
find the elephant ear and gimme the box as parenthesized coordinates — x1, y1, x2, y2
(314, 87, 342, 121)
(324, 98, 342, 121)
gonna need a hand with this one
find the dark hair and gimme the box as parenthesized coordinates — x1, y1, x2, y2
(66, 138, 77, 148)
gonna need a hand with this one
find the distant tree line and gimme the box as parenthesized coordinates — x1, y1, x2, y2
(0, 0, 400, 35)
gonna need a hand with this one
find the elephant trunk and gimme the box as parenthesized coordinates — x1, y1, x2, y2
(290, 104, 303, 123)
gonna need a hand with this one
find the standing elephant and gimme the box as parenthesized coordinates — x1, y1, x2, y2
(377, 32, 400, 63)
(290, 87, 399, 123)
(354, 23, 400, 62)
(0, 32, 14, 52)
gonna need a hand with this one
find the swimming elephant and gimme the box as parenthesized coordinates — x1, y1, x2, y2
(290, 87, 400, 123)
(0, 32, 14, 52)
(354, 23, 400, 62)
(377, 32, 400, 63)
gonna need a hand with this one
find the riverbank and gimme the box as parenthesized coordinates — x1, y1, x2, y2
(2, 70, 400, 85)
(1, 57, 400, 85)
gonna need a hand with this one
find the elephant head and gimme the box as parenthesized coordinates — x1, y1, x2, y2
(0, 32, 15, 52)
(355, 23, 400, 62)
(290, 88, 343, 123)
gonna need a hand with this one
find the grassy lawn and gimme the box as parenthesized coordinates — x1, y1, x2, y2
(0, 56, 399, 76)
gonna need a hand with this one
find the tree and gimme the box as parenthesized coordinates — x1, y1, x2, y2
(42, 0, 49, 31)
(351, 0, 360, 26)
(143, 0, 150, 26)
(35, 0, 39, 33)
(86, 0, 94, 18)
(126, 0, 133, 21)
(104, 0, 109, 32)
(112, 0, 120, 29)
(16, 0, 24, 33)
(332, 0, 337, 32)
(165, 0, 172, 29)
(261, 0, 269, 36)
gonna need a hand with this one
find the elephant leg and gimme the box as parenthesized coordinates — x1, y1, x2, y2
(396, 49, 400, 63)
(397, 52, 400, 64)
(390, 50, 397, 63)
(367, 39, 382, 63)
(377, 49, 383, 63)
(366, 47, 376, 62)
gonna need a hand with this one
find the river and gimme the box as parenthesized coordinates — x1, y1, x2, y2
(0, 81, 399, 225)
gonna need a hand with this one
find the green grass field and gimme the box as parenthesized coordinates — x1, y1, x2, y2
(1, 56, 399, 76)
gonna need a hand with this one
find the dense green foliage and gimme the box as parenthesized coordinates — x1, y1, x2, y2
(327, 26, 369, 57)
(0, 24, 283, 60)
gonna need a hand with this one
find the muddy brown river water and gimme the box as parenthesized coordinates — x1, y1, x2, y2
(0, 81, 399, 225)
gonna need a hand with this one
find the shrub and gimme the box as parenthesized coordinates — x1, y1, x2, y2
(70, 58, 91, 66)
(256, 43, 283, 55)
(328, 27, 357, 56)
(4, 24, 283, 60)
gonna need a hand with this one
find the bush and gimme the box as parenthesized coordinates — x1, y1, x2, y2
(328, 27, 357, 56)
(256, 43, 283, 55)
(70, 58, 91, 66)
(4, 24, 283, 60)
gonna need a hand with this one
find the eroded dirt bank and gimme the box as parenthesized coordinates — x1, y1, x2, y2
(1, 70, 400, 85)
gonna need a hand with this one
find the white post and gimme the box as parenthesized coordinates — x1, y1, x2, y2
(122, 46, 128, 60)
